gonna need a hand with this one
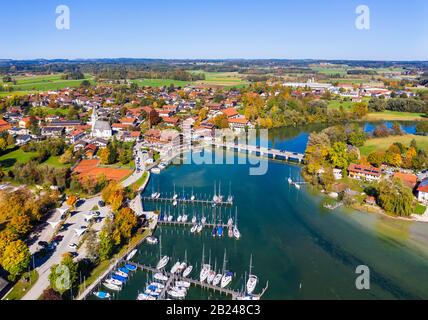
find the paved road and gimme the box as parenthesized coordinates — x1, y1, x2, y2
(22, 142, 146, 300)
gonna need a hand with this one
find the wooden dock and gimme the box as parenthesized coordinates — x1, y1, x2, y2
(157, 220, 231, 229)
(142, 196, 233, 206)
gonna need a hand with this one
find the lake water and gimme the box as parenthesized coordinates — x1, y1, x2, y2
(95, 122, 428, 300)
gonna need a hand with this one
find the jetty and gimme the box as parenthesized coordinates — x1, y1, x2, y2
(142, 196, 233, 206)
(209, 141, 305, 163)
(157, 220, 230, 229)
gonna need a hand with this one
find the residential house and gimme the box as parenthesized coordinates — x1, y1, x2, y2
(18, 117, 31, 129)
(69, 129, 85, 144)
(348, 164, 381, 181)
(228, 117, 253, 131)
(41, 126, 65, 137)
(0, 119, 12, 133)
(16, 134, 32, 145)
(417, 179, 428, 203)
(393, 172, 417, 190)
(84, 144, 98, 159)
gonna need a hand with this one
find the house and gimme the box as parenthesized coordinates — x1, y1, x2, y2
(84, 144, 98, 158)
(333, 168, 343, 180)
(221, 108, 239, 119)
(119, 117, 137, 126)
(0, 119, 12, 133)
(348, 164, 381, 181)
(120, 131, 141, 142)
(18, 117, 31, 129)
(144, 129, 161, 143)
(16, 134, 32, 146)
(74, 140, 87, 152)
(70, 129, 85, 144)
(393, 172, 417, 189)
(163, 117, 180, 127)
(417, 179, 428, 203)
(41, 126, 65, 137)
(228, 117, 253, 131)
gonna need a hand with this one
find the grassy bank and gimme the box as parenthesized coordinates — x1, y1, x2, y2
(365, 111, 427, 121)
(360, 134, 428, 156)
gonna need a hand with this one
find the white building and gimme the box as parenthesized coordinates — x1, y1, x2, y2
(91, 106, 112, 139)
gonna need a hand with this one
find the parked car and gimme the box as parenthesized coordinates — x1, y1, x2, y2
(98, 200, 105, 207)
(68, 243, 77, 249)
(38, 241, 49, 248)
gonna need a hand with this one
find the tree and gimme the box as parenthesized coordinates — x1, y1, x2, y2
(0, 230, 19, 260)
(99, 147, 111, 165)
(49, 253, 79, 294)
(320, 167, 335, 191)
(85, 230, 99, 263)
(8, 214, 32, 236)
(66, 195, 78, 208)
(328, 142, 349, 169)
(351, 102, 368, 118)
(0, 138, 7, 152)
(98, 218, 114, 261)
(378, 179, 414, 217)
(0, 240, 30, 281)
(59, 149, 73, 164)
(367, 151, 385, 167)
(41, 288, 63, 300)
(114, 207, 137, 242)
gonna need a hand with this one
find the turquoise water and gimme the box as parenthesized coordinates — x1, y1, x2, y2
(95, 124, 428, 300)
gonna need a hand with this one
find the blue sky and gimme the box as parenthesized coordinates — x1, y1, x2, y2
(1, 0, 427, 60)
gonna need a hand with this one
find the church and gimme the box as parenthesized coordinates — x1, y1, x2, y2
(91, 107, 112, 139)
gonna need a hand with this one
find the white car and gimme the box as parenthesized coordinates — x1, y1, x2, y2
(68, 243, 78, 249)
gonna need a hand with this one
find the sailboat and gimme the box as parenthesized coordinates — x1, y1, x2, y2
(156, 236, 170, 270)
(173, 183, 178, 200)
(212, 182, 219, 203)
(220, 249, 233, 288)
(218, 181, 223, 202)
(182, 206, 188, 223)
(217, 207, 223, 237)
(207, 257, 216, 284)
(233, 208, 241, 240)
(227, 209, 233, 227)
(196, 223, 203, 233)
(201, 206, 207, 225)
(199, 245, 211, 282)
(183, 265, 193, 278)
(167, 208, 173, 222)
(190, 187, 195, 201)
(170, 261, 181, 274)
(190, 224, 198, 233)
(246, 254, 258, 294)
(154, 273, 168, 282)
(287, 168, 293, 184)
(211, 208, 217, 237)
(151, 186, 157, 199)
(227, 181, 233, 204)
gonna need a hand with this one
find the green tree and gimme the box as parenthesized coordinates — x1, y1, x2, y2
(329, 142, 349, 169)
(49, 253, 79, 294)
(98, 218, 114, 261)
(0, 240, 30, 281)
(378, 179, 414, 217)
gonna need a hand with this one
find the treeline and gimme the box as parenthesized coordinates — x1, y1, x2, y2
(94, 68, 205, 82)
(61, 69, 85, 80)
(369, 97, 428, 113)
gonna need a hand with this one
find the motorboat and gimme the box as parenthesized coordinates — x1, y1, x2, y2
(168, 215, 173, 222)
(201, 216, 207, 225)
(103, 282, 121, 291)
(146, 285, 162, 293)
(170, 261, 181, 274)
(125, 264, 137, 272)
(191, 216, 197, 224)
(115, 270, 128, 278)
(154, 273, 168, 282)
(151, 167, 161, 174)
(172, 200, 178, 206)
(137, 293, 156, 301)
(168, 290, 186, 299)
(118, 267, 130, 275)
(294, 182, 301, 190)
(149, 282, 165, 289)
(94, 291, 111, 299)
(177, 215, 182, 223)
(247, 275, 259, 294)
(126, 249, 137, 261)
(156, 256, 170, 270)
(182, 265, 193, 278)
(190, 195, 195, 201)
(171, 286, 187, 294)
(182, 214, 188, 223)
(221, 271, 233, 288)
(175, 281, 190, 288)
(146, 236, 158, 245)
(217, 225, 223, 237)
(212, 226, 217, 237)
(178, 262, 187, 272)
(190, 224, 197, 233)
(227, 217, 233, 226)
(154, 192, 161, 199)
(112, 274, 127, 283)
(228, 227, 233, 238)
(105, 278, 123, 286)
(212, 273, 222, 286)
(163, 214, 168, 222)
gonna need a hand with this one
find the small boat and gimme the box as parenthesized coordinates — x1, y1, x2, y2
(125, 264, 137, 272)
(145, 289, 161, 296)
(233, 226, 241, 239)
(182, 214, 188, 223)
(178, 262, 187, 272)
(236, 294, 252, 300)
(155, 192, 161, 199)
(168, 215, 173, 222)
(228, 227, 233, 238)
(199, 264, 211, 282)
(212, 226, 217, 237)
(217, 226, 223, 237)
(294, 182, 301, 190)
(212, 274, 222, 286)
(288, 177, 293, 184)
(118, 267, 130, 275)
(149, 282, 165, 289)
(171, 286, 187, 294)
(151, 167, 161, 174)
(158, 163, 166, 170)
(115, 270, 129, 278)
(126, 249, 137, 261)
(151, 191, 157, 199)
(112, 274, 127, 283)
(221, 271, 233, 288)
(105, 278, 123, 286)
(177, 215, 182, 223)
(182, 265, 193, 278)
(247, 275, 259, 294)
(154, 273, 168, 282)
(227, 217, 233, 226)
(137, 293, 156, 301)
(163, 214, 168, 222)
(94, 291, 111, 299)
(146, 236, 158, 245)
(191, 216, 197, 224)
(172, 200, 178, 206)
(156, 256, 170, 270)
(146, 285, 162, 293)
(168, 290, 186, 299)
(201, 216, 207, 224)
(170, 261, 181, 274)
(196, 223, 203, 233)
(103, 282, 121, 291)
(190, 224, 197, 233)
(190, 195, 195, 201)
(207, 270, 216, 284)
(175, 281, 190, 288)
(173, 194, 178, 200)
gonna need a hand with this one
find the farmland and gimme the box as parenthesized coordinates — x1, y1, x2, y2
(360, 134, 428, 156)
(365, 111, 427, 122)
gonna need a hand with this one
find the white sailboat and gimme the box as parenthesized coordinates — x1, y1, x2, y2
(190, 224, 197, 233)
(246, 254, 258, 294)
(213, 273, 222, 286)
(220, 249, 233, 288)
(183, 265, 193, 278)
(170, 261, 181, 274)
(168, 290, 186, 299)
(172, 183, 178, 200)
(154, 273, 168, 282)
(196, 223, 203, 233)
(175, 280, 190, 288)
(199, 245, 211, 282)
(126, 249, 137, 261)
(288, 168, 293, 184)
(156, 236, 170, 270)
(191, 215, 197, 224)
(233, 208, 241, 240)
(182, 206, 188, 223)
(103, 282, 121, 291)
(227, 181, 233, 203)
(190, 187, 195, 201)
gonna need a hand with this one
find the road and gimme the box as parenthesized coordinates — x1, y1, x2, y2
(22, 142, 145, 300)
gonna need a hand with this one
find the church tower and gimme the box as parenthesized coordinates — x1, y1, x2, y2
(91, 106, 98, 137)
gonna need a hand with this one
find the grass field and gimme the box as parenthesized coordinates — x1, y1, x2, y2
(131, 78, 192, 87)
(3, 270, 39, 300)
(0, 149, 38, 170)
(365, 111, 427, 121)
(0, 73, 95, 95)
(42, 155, 70, 168)
(360, 134, 428, 156)
(328, 100, 355, 110)
(30, 106, 70, 117)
